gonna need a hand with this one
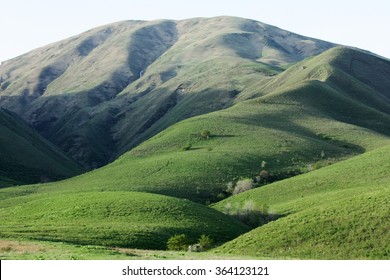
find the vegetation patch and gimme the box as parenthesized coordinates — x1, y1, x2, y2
(213, 145, 390, 259)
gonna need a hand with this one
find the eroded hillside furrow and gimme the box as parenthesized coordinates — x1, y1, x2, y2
(135, 88, 180, 136)
(76, 27, 114, 57)
(127, 21, 179, 83)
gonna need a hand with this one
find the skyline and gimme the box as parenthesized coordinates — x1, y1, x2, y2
(1, 0, 389, 62)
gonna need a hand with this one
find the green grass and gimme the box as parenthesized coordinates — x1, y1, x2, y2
(0, 239, 269, 260)
(0, 239, 132, 260)
(0, 191, 249, 250)
(2, 76, 387, 203)
(0, 17, 335, 168)
(212, 145, 390, 259)
(0, 110, 83, 186)
(0, 32, 389, 260)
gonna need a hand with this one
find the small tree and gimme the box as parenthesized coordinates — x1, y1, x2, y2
(198, 234, 213, 250)
(182, 142, 192, 151)
(200, 129, 211, 139)
(167, 234, 190, 251)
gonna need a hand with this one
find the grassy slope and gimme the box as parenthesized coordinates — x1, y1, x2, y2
(0, 17, 335, 168)
(0, 191, 249, 250)
(0, 110, 83, 187)
(0, 47, 388, 258)
(2, 54, 388, 202)
(1, 64, 389, 202)
(212, 145, 390, 259)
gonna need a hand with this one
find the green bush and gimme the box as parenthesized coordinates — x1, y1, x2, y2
(167, 234, 190, 251)
(182, 142, 192, 151)
(259, 170, 270, 179)
(198, 234, 213, 250)
(200, 129, 211, 139)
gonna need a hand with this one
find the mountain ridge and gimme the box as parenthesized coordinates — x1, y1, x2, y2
(0, 16, 336, 168)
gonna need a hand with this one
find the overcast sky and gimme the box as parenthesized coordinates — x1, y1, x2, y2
(1, 0, 389, 62)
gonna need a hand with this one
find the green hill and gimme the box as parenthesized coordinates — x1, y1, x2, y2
(0, 191, 249, 250)
(2, 47, 388, 204)
(0, 17, 335, 168)
(0, 109, 83, 187)
(0, 18, 389, 260)
(212, 145, 390, 259)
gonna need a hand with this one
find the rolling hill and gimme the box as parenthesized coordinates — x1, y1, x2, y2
(1, 46, 388, 203)
(0, 109, 83, 187)
(0, 191, 249, 250)
(212, 144, 390, 259)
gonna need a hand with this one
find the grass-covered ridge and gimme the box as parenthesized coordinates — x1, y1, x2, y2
(212, 145, 390, 259)
(0, 191, 249, 250)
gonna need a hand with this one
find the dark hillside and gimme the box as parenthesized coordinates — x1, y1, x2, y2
(0, 109, 82, 187)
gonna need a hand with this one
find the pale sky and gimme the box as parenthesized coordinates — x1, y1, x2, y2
(1, 0, 389, 62)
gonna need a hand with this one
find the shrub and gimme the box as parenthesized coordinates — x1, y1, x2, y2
(225, 181, 235, 194)
(259, 170, 270, 179)
(188, 235, 214, 252)
(182, 142, 192, 151)
(200, 129, 211, 139)
(167, 234, 190, 251)
(232, 179, 253, 195)
(235, 201, 271, 228)
(198, 234, 213, 250)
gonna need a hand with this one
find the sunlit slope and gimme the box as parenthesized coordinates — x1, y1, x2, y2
(0, 191, 249, 249)
(212, 145, 390, 259)
(1, 82, 388, 202)
(1, 47, 388, 202)
(0, 109, 82, 187)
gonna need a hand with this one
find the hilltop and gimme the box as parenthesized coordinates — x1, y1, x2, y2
(0, 16, 335, 168)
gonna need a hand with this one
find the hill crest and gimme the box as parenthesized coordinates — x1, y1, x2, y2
(0, 16, 336, 168)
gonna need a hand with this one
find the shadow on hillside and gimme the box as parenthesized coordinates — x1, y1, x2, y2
(210, 134, 236, 138)
(227, 209, 287, 229)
